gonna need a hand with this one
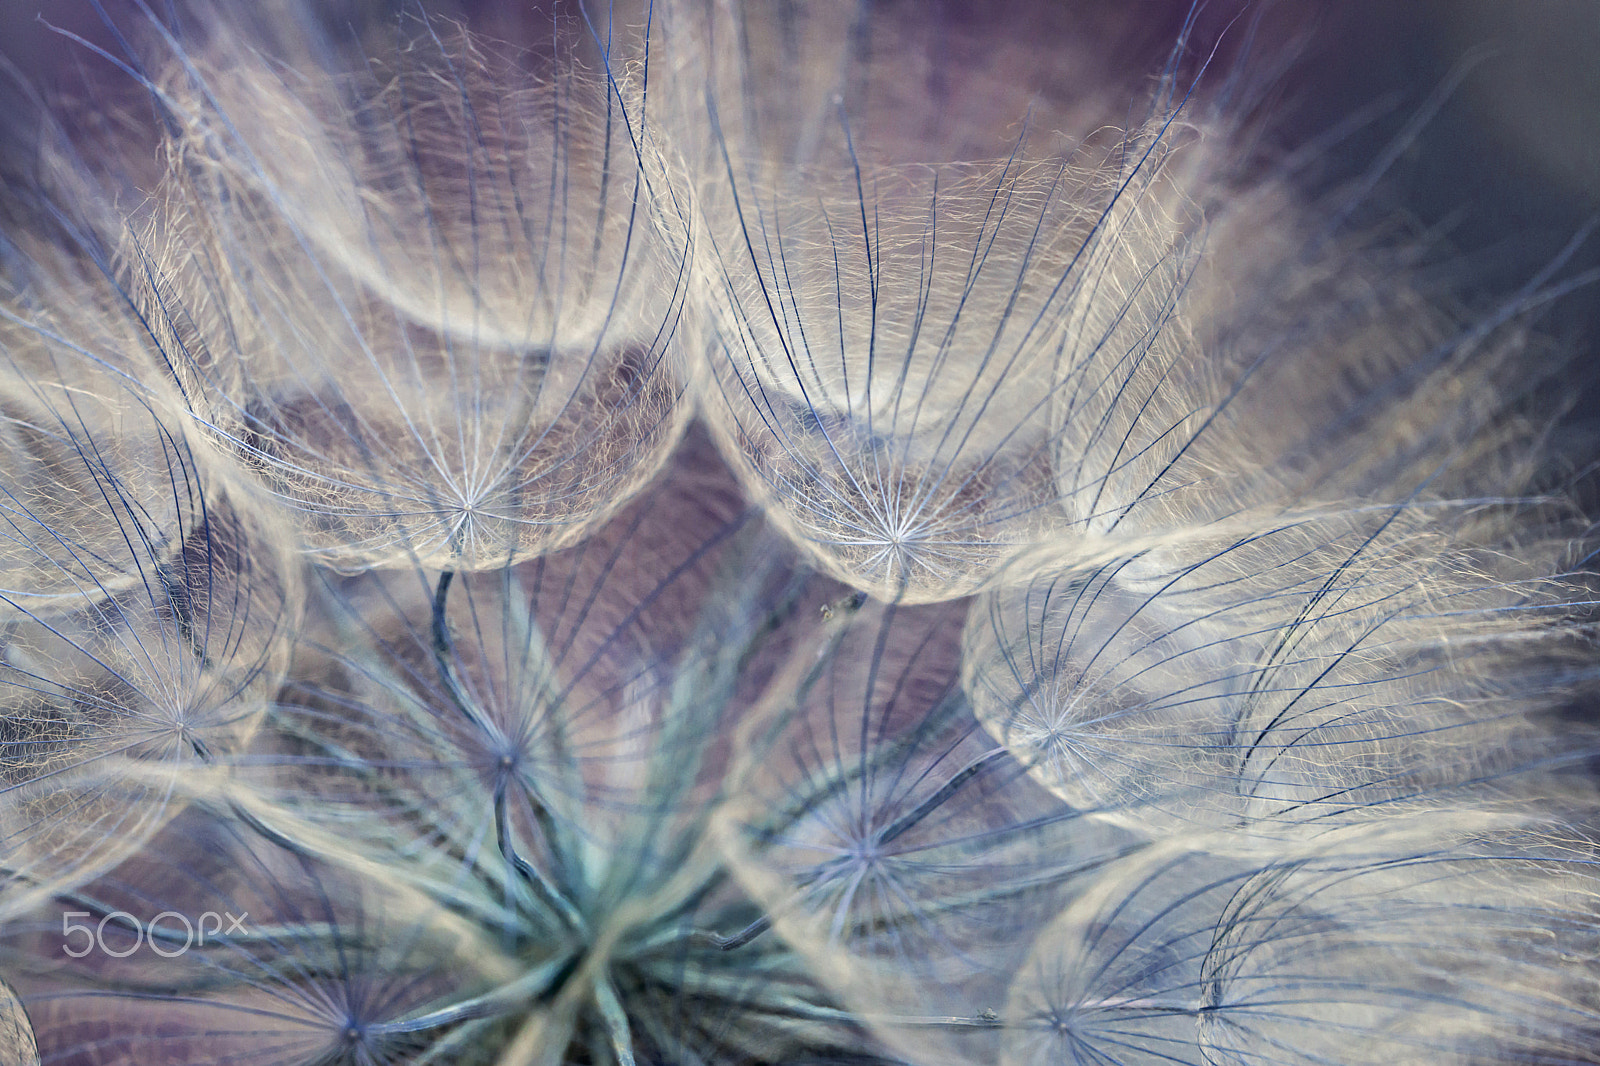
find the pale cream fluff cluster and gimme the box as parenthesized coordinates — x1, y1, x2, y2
(0, 3, 1597, 1065)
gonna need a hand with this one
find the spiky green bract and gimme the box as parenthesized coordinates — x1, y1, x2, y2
(0, 434, 884, 1064)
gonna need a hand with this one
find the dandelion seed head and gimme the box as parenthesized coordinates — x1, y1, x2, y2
(125, 12, 693, 571)
(2, 2, 1599, 1064)
(0, 335, 300, 916)
(965, 510, 1600, 845)
(0, 978, 36, 1066)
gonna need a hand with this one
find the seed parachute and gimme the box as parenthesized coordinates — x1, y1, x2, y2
(0, 2, 1597, 1065)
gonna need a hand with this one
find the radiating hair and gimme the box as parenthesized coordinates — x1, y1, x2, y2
(1, 2, 1597, 1065)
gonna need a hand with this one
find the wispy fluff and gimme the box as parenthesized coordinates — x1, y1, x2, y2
(0, 224, 301, 928)
(0, 2, 1597, 1065)
(129, 11, 693, 570)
